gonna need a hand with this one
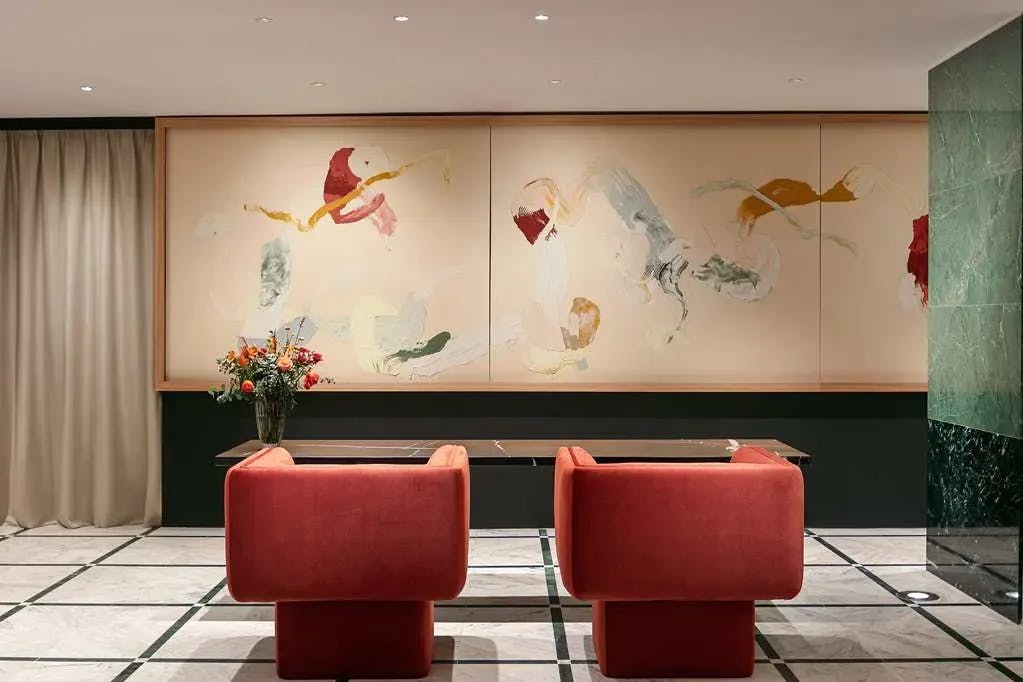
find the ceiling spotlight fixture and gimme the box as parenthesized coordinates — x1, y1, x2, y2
(79, 85, 94, 92)
(549, 79, 562, 85)
(254, 16, 273, 23)
(309, 81, 327, 87)
(535, 13, 550, 21)
(1007, 590, 1020, 600)
(393, 15, 409, 22)
(898, 590, 939, 602)
(788, 77, 804, 84)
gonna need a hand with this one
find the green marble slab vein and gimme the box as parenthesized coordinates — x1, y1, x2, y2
(930, 17, 1022, 195)
(929, 302, 1022, 438)
(929, 170, 1022, 308)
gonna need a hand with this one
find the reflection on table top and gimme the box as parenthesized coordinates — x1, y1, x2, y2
(216, 438, 809, 466)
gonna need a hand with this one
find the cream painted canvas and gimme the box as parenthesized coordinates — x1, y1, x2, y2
(819, 122, 928, 382)
(489, 123, 823, 384)
(164, 124, 491, 385)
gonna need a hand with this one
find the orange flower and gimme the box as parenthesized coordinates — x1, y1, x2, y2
(237, 354, 249, 367)
(248, 346, 259, 357)
(277, 356, 293, 372)
(226, 350, 235, 362)
(240, 379, 255, 394)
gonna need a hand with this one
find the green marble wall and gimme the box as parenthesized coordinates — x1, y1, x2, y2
(927, 16, 1022, 623)
(928, 17, 1022, 438)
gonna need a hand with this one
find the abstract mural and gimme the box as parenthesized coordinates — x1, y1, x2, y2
(819, 122, 929, 382)
(161, 118, 927, 388)
(164, 125, 491, 384)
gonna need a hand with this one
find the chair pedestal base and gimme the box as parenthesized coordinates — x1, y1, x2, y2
(275, 600, 433, 679)
(593, 600, 755, 678)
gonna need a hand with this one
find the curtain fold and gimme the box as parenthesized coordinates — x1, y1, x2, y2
(0, 129, 160, 528)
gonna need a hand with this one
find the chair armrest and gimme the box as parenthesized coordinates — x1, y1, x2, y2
(225, 445, 469, 603)
(556, 446, 803, 602)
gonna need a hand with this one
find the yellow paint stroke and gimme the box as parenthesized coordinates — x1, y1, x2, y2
(527, 351, 586, 375)
(737, 169, 861, 233)
(694, 168, 865, 254)
(244, 149, 451, 232)
(562, 296, 600, 350)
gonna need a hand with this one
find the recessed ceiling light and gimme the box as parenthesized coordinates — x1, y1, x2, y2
(79, 85, 94, 92)
(898, 590, 939, 602)
(309, 81, 326, 87)
(393, 15, 409, 22)
(788, 77, 804, 84)
(549, 79, 562, 85)
(1007, 590, 1020, 600)
(535, 13, 550, 21)
(254, 16, 272, 23)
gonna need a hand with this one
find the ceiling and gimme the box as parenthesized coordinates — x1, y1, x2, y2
(0, 0, 1020, 118)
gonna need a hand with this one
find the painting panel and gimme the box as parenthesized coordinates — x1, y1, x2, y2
(164, 124, 491, 385)
(490, 124, 822, 384)
(820, 122, 928, 383)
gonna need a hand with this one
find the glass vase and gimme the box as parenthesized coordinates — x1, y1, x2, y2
(254, 397, 288, 447)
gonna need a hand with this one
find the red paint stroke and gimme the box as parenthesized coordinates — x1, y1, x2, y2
(907, 213, 928, 306)
(322, 146, 389, 226)
(513, 207, 550, 244)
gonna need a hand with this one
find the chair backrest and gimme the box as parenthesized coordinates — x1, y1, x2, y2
(555, 446, 803, 601)
(226, 445, 470, 602)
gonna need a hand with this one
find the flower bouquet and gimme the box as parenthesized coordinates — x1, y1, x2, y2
(209, 320, 332, 446)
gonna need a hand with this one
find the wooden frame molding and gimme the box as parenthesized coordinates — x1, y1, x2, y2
(153, 113, 928, 393)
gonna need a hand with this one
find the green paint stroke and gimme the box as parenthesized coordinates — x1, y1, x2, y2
(383, 331, 453, 364)
(691, 255, 761, 292)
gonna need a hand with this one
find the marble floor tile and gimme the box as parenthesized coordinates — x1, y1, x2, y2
(924, 605, 1023, 657)
(1004, 661, 1023, 675)
(0, 660, 128, 682)
(18, 523, 147, 536)
(570, 662, 784, 681)
(148, 526, 225, 536)
(155, 605, 275, 660)
(810, 528, 925, 536)
(757, 605, 976, 659)
(102, 536, 226, 565)
(822, 536, 929, 565)
(0, 604, 188, 657)
(443, 567, 551, 606)
(932, 534, 1020, 565)
(471, 528, 543, 538)
(434, 606, 558, 661)
(867, 565, 980, 604)
(804, 536, 848, 565)
(787, 661, 1008, 681)
(132, 661, 296, 681)
(0, 565, 79, 602)
(0, 523, 24, 536)
(0, 536, 128, 564)
(37, 565, 225, 604)
(469, 537, 545, 567)
(774, 566, 901, 605)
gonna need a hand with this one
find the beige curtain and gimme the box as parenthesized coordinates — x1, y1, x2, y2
(0, 129, 160, 528)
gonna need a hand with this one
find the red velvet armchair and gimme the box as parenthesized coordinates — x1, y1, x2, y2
(225, 445, 469, 680)
(555, 446, 804, 678)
